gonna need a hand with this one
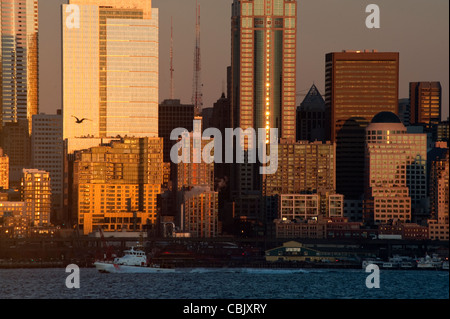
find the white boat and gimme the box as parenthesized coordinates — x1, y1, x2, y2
(362, 258, 383, 269)
(416, 254, 443, 269)
(94, 246, 176, 273)
(442, 260, 449, 270)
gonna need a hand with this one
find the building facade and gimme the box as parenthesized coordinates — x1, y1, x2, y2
(428, 150, 449, 241)
(72, 137, 163, 235)
(1, 0, 39, 134)
(409, 82, 441, 128)
(325, 50, 399, 199)
(62, 0, 159, 140)
(364, 112, 427, 225)
(21, 169, 51, 227)
(296, 84, 326, 142)
(0, 148, 9, 189)
(182, 186, 219, 238)
(231, 0, 297, 142)
(31, 112, 64, 221)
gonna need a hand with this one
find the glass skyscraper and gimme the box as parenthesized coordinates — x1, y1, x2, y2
(62, 0, 158, 140)
(231, 0, 297, 143)
(0, 0, 39, 134)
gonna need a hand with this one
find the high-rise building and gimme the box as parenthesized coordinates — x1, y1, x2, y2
(0, 0, 39, 134)
(62, 0, 159, 140)
(230, 0, 297, 229)
(428, 150, 449, 241)
(436, 119, 449, 144)
(325, 50, 400, 199)
(231, 0, 297, 142)
(296, 84, 326, 142)
(0, 121, 31, 187)
(398, 98, 411, 126)
(0, 148, 9, 190)
(158, 99, 195, 163)
(364, 112, 427, 225)
(409, 82, 442, 128)
(31, 112, 64, 222)
(175, 119, 214, 192)
(262, 138, 337, 232)
(182, 186, 219, 238)
(263, 139, 336, 196)
(21, 169, 51, 227)
(72, 137, 163, 235)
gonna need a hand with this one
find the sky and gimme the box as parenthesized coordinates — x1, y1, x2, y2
(39, 0, 449, 120)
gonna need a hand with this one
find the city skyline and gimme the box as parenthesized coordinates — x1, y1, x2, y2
(38, 0, 449, 120)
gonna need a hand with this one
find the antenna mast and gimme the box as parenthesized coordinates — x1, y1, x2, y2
(192, 1, 202, 115)
(170, 16, 175, 99)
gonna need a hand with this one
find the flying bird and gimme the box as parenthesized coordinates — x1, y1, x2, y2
(72, 116, 92, 124)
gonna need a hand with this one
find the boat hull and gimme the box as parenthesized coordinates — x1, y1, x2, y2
(94, 262, 176, 273)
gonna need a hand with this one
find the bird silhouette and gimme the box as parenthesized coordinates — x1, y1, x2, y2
(72, 116, 91, 124)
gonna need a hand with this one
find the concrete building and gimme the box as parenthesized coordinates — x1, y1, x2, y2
(0, 121, 31, 187)
(182, 186, 219, 238)
(158, 99, 195, 163)
(72, 137, 163, 235)
(21, 169, 51, 227)
(364, 112, 427, 225)
(409, 82, 442, 128)
(428, 149, 449, 241)
(31, 112, 64, 222)
(0, 201, 27, 238)
(296, 84, 326, 142)
(0, 148, 9, 190)
(278, 193, 343, 222)
(325, 50, 399, 199)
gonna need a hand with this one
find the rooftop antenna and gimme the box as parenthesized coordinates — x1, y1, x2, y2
(192, 0, 203, 115)
(170, 16, 175, 99)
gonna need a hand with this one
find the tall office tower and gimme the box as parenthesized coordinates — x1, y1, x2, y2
(364, 112, 427, 225)
(296, 84, 326, 142)
(231, 0, 297, 141)
(0, 121, 31, 186)
(31, 112, 64, 222)
(409, 82, 442, 128)
(230, 0, 297, 228)
(62, 0, 158, 140)
(182, 186, 219, 238)
(158, 99, 195, 163)
(0, 148, 9, 189)
(21, 169, 51, 227)
(0, 0, 39, 134)
(325, 50, 399, 199)
(72, 137, 163, 235)
(428, 150, 449, 241)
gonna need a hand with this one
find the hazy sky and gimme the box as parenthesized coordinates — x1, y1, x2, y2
(39, 0, 449, 119)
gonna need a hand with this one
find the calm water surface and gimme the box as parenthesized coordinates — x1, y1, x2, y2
(0, 267, 448, 299)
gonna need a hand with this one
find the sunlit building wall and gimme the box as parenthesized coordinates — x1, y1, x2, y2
(62, 0, 158, 140)
(0, 0, 39, 134)
(428, 150, 449, 241)
(21, 169, 51, 227)
(0, 148, 9, 189)
(409, 82, 442, 128)
(364, 112, 427, 224)
(73, 137, 163, 235)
